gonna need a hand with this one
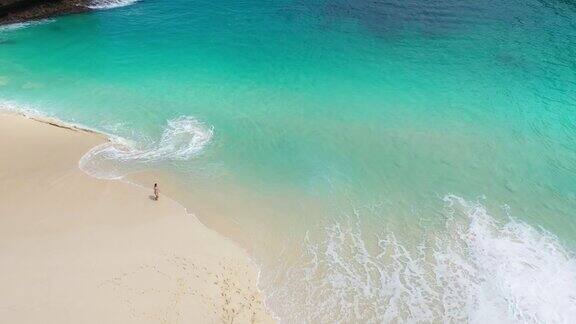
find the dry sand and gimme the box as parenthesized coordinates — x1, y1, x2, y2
(0, 113, 274, 323)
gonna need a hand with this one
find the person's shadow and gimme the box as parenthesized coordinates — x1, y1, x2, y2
(148, 195, 158, 201)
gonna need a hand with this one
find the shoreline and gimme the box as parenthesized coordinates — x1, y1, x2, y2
(0, 111, 275, 323)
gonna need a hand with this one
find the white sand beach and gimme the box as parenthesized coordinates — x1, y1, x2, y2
(0, 113, 274, 323)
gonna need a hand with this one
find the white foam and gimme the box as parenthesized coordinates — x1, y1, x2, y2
(0, 100, 110, 136)
(450, 195, 576, 323)
(0, 101, 213, 179)
(0, 100, 45, 117)
(87, 0, 139, 9)
(264, 196, 576, 323)
(79, 116, 214, 179)
(0, 19, 55, 32)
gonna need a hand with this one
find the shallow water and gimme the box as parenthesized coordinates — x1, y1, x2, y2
(1, 0, 576, 321)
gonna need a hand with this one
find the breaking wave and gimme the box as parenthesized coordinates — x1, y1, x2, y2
(80, 116, 213, 179)
(264, 195, 576, 323)
(88, 0, 139, 10)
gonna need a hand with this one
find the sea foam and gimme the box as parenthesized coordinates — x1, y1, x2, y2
(264, 196, 576, 323)
(0, 19, 55, 32)
(79, 116, 213, 179)
(88, 0, 139, 10)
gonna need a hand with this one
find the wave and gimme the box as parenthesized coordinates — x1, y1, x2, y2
(80, 116, 214, 179)
(0, 101, 213, 179)
(87, 0, 139, 10)
(264, 196, 576, 323)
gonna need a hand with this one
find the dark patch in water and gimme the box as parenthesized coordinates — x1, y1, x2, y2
(48, 24, 63, 31)
(323, 0, 486, 36)
(308, 0, 523, 37)
(537, 0, 576, 17)
(494, 52, 528, 70)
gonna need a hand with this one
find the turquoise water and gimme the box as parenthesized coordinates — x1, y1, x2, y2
(1, 0, 576, 321)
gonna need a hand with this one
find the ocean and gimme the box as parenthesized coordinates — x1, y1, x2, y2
(1, 0, 576, 321)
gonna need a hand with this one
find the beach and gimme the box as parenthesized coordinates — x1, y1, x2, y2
(0, 112, 274, 323)
(1, 0, 576, 320)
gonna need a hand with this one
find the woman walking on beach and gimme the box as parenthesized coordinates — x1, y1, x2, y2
(153, 183, 159, 201)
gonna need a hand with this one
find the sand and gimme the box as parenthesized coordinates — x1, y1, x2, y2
(0, 113, 274, 323)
